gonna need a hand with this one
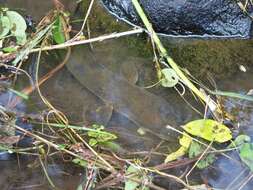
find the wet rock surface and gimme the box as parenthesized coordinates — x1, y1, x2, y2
(101, 0, 253, 38)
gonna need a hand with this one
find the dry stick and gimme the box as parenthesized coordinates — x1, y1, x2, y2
(68, 0, 95, 42)
(30, 28, 144, 53)
(131, 0, 217, 113)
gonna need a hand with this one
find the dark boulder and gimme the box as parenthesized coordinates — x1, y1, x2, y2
(101, 0, 253, 38)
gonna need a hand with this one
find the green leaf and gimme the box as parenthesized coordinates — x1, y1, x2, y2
(160, 68, 179, 87)
(87, 125, 117, 144)
(89, 138, 98, 147)
(2, 46, 17, 53)
(165, 133, 192, 163)
(8, 88, 28, 100)
(6, 11, 27, 45)
(72, 158, 87, 167)
(0, 15, 11, 38)
(228, 135, 251, 148)
(15, 32, 27, 45)
(188, 141, 215, 169)
(239, 143, 253, 171)
(52, 15, 65, 44)
(125, 165, 139, 190)
(183, 119, 232, 143)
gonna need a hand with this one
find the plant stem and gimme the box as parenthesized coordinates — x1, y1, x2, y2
(131, 0, 217, 112)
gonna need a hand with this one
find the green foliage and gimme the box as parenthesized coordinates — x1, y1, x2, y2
(228, 134, 251, 148)
(72, 158, 88, 167)
(2, 46, 17, 53)
(124, 165, 150, 190)
(165, 133, 192, 163)
(188, 141, 215, 169)
(0, 15, 11, 38)
(5, 10, 27, 45)
(160, 68, 179, 87)
(230, 135, 253, 172)
(125, 166, 139, 190)
(183, 119, 232, 143)
(87, 124, 117, 147)
(239, 142, 253, 171)
(52, 15, 65, 44)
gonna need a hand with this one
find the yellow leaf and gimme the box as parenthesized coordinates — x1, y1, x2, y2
(183, 119, 232, 143)
(165, 133, 192, 163)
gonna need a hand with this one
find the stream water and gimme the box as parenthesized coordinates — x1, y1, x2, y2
(1, 0, 253, 189)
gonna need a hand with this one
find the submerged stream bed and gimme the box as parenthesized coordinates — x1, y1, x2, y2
(1, 0, 253, 189)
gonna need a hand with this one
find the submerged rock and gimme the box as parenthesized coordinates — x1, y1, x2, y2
(101, 0, 253, 38)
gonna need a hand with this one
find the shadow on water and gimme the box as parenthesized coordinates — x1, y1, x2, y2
(1, 0, 253, 189)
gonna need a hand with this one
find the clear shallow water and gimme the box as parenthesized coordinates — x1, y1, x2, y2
(1, 0, 253, 189)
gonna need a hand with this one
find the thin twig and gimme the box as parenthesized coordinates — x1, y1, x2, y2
(30, 28, 144, 53)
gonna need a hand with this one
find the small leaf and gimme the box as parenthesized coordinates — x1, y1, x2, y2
(15, 32, 27, 45)
(165, 133, 192, 163)
(89, 138, 98, 147)
(183, 119, 232, 143)
(0, 15, 11, 38)
(52, 15, 65, 44)
(239, 143, 253, 171)
(228, 135, 251, 148)
(161, 68, 179, 87)
(125, 166, 139, 190)
(188, 141, 215, 169)
(2, 46, 17, 53)
(72, 158, 87, 167)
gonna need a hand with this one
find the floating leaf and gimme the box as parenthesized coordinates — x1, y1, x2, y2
(52, 15, 65, 44)
(0, 15, 11, 38)
(183, 119, 232, 143)
(239, 143, 253, 172)
(188, 141, 215, 169)
(165, 133, 192, 163)
(161, 68, 179, 87)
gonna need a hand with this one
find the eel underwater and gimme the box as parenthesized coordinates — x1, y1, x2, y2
(66, 47, 183, 137)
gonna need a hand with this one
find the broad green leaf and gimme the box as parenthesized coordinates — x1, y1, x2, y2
(52, 15, 65, 44)
(161, 68, 179, 87)
(239, 143, 253, 171)
(125, 165, 139, 190)
(183, 119, 232, 143)
(0, 15, 11, 38)
(165, 133, 192, 163)
(189, 141, 216, 169)
(6, 11, 27, 44)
